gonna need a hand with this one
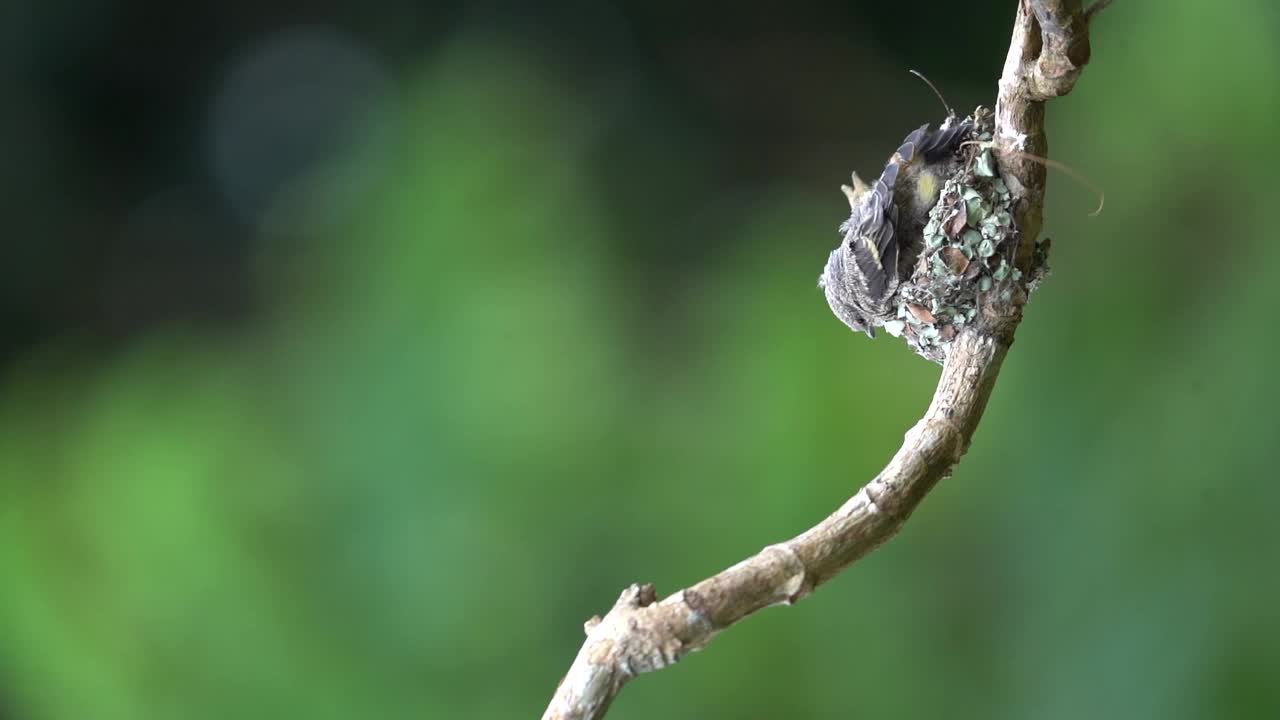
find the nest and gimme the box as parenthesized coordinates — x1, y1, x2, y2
(885, 108, 1050, 364)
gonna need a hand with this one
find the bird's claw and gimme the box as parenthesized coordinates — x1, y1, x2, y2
(841, 171, 870, 208)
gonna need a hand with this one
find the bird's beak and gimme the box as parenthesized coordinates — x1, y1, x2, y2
(864, 326, 876, 339)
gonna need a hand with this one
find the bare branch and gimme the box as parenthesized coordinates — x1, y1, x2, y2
(543, 324, 1015, 720)
(542, 2, 1099, 718)
(995, 0, 1093, 267)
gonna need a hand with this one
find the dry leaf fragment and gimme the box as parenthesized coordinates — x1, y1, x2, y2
(944, 203, 968, 238)
(940, 246, 970, 275)
(906, 303, 936, 325)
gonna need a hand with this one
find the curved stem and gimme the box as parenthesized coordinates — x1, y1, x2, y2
(542, 2, 1098, 717)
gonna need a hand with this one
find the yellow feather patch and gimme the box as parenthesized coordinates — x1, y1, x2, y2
(916, 171, 938, 207)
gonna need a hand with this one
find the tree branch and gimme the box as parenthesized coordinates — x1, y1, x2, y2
(542, 2, 1098, 718)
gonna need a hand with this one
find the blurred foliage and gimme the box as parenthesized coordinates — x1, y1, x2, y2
(2, 1, 1280, 718)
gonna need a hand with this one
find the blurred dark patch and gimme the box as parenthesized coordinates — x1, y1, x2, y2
(0, 0, 1012, 373)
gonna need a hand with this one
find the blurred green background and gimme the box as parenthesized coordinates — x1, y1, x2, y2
(2, 1, 1279, 718)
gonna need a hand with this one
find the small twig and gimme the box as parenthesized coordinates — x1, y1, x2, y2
(542, 2, 1099, 718)
(1086, 0, 1115, 23)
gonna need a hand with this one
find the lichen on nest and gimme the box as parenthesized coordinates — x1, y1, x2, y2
(885, 107, 1050, 364)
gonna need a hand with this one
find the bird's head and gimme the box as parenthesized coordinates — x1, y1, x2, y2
(819, 249, 876, 339)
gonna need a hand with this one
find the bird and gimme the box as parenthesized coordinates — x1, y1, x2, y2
(819, 117, 973, 338)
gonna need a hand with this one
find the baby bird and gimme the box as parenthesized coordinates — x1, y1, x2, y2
(820, 117, 973, 337)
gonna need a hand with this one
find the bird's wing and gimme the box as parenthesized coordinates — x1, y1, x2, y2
(839, 119, 972, 307)
(846, 158, 900, 303)
(915, 119, 974, 162)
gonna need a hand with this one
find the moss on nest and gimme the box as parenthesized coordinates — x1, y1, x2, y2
(884, 107, 1050, 364)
